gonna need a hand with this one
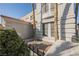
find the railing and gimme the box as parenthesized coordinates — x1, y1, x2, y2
(72, 34, 79, 43)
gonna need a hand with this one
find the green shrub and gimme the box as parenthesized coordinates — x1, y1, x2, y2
(0, 29, 30, 56)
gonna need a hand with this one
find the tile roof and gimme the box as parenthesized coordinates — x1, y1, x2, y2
(0, 15, 31, 25)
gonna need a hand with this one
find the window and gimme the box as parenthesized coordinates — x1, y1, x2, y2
(42, 3, 49, 14)
(43, 23, 48, 36)
(51, 22, 54, 36)
(30, 16, 33, 20)
(50, 3, 55, 11)
(42, 22, 55, 37)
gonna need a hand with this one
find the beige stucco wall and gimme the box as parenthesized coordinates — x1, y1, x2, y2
(58, 3, 76, 41)
(35, 3, 76, 42)
(1, 16, 33, 39)
(21, 12, 33, 22)
(0, 24, 3, 29)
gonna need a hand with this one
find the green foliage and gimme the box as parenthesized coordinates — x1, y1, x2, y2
(0, 29, 30, 56)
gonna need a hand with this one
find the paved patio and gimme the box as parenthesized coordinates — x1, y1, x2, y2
(45, 40, 79, 56)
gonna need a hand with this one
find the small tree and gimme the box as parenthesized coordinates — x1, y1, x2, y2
(0, 29, 30, 56)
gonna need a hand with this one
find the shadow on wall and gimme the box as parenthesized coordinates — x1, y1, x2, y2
(35, 28, 42, 41)
(60, 3, 71, 40)
(23, 24, 34, 39)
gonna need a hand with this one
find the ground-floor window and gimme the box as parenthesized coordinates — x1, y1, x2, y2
(51, 22, 54, 37)
(43, 23, 48, 36)
(42, 22, 54, 37)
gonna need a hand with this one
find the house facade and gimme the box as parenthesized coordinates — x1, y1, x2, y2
(21, 3, 76, 42)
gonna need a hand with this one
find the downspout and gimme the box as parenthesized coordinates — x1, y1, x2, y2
(40, 3, 43, 39)
(32, 3, 36, 39)
(54, 3, 59, 41)
(75, 3, 78, 39)
(32, 3, 36, 56)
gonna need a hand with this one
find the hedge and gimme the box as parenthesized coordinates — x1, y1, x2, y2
(0, 29, 30, 56)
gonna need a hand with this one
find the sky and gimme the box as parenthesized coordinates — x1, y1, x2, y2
(0, 3, 79, 23)
(0, 3, 32, 19)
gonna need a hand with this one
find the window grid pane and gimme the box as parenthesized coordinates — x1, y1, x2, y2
(51, 3, 55, 11)
(42, 3, 49, 14)
(51, 22, 54, 36)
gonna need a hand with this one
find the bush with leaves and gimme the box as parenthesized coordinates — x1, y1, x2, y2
(0, 29, 30, 56)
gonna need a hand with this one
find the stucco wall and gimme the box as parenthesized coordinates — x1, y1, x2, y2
(58, 3, 76, 41)
(35, 3, 76, 42)
(1, 16, 34, 39)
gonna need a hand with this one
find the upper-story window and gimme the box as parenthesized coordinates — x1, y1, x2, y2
(30, 16, 33, 20)
(42, 3, 49, 14)
(50, 3, 55, 11)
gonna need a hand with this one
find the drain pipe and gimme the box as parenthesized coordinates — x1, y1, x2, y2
(32, 3, 36, 40)
(54, 3, 59, 41)
(75, 3, 78, 40)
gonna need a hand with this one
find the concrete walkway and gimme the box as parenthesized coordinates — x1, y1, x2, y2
(45, 40, 79, 56)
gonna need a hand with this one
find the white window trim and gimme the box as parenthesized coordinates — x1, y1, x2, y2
(49, 4, 51, 13)
(48, 23, 51, 38)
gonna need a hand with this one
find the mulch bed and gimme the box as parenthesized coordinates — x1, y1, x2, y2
(27, 42, 52, 56)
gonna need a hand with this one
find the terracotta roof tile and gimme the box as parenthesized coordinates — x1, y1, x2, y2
(0, 15, 31, 25)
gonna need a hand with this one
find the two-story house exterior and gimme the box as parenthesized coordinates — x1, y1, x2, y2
(21, 3, 76, 43)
